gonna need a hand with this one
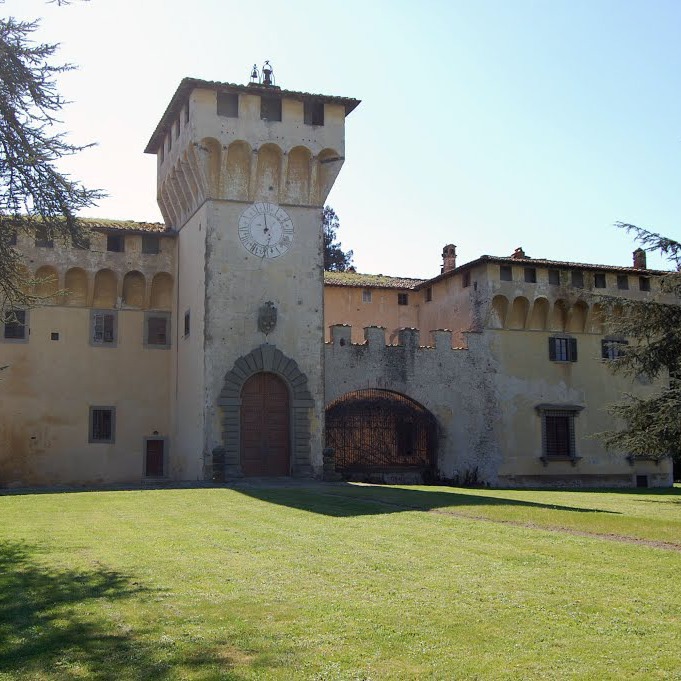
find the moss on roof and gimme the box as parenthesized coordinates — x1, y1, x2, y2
(324, 271, 426, 290)
(80, 218, 170, 234)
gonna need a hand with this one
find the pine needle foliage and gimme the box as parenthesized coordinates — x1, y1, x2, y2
(0, 10, 102, 311)
(323, 205, 353, 272)
(597, 223, 681, 461)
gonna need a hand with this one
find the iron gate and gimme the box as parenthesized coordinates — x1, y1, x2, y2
(325, 389, 437, 473)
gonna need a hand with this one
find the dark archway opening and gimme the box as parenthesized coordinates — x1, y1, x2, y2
(325, 389, 437, 481)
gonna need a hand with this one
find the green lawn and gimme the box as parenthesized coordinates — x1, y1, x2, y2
(1, 482, 680, 680)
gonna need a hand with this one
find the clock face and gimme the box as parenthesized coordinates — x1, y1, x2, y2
(238, 202, 294, 259)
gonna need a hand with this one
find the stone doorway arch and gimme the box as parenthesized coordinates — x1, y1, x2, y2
(217, 344, 314, 477)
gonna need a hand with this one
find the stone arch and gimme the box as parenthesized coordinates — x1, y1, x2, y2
(122, 271, 146, 308)
(317, 148, 341, 204)
(508, 296, 530, 330)
(199, 136, 221, 197)
(225, 140, 251, 201)
(528, 297, 549, 331)
(254, 143, 282, 202)
(588, 303, 605, 334)
(64, 267, 88, 306)
(93, 269, 117, 308)
(488, 295, 509, 329)
(550, 299, 569, 332)
(150, 272, 173, 310)
(568, 300, 588, 333)
(34, 265, 59, 300)
(285, 145, 311, 204)
(217, 344, 314, 477)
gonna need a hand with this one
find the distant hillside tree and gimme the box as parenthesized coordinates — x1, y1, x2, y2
(323, 206, 353, 272)
(0, 12, 102, 311)
(598, 223, 681, 462)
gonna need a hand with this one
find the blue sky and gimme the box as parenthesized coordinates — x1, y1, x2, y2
(10, 0, 681, 276)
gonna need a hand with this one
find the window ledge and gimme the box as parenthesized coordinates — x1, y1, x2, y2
(540, 456, 582, 467)
(626, 454, 663, 467)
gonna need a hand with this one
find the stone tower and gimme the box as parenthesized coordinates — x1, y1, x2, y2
(145, 70, 359, 479)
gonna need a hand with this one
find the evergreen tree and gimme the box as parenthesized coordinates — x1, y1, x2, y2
(323, 205, 353, 272)
(598, 223, 681, 461)
(0, 11, 102, 310)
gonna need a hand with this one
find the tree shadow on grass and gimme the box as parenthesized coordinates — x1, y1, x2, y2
(230, 482, 620, 518)
(0, 540, 248, 680)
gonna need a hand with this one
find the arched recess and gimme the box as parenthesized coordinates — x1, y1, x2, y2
(325, 389, 437, 476)
(317, 148, 341, 204)
(488, 295, 509, 329)
(217, 344, 313, 477)
(508, 296, 530, 330)
(34, 265, 58, 300)
(93, 269, 117, 308)
(528, 297, 549, 331)
(150, 272, 173, 310)
(64, 267, 88, 306)
(568, 300, 588, 333)
(588, 303, 605, 334)
(285, 145, 311, 204)
(122, 271, 146, 308)
(199, 137, 221, 197)
(254, 143, 282, 202)
(225, 140, 251, 201)
(550, 299, 568, 332)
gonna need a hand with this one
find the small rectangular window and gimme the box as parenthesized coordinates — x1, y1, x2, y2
(184, 310, 190, 337)
(90, 311, 117, 346)
(500, 265, 513, 281)
(304, 100, 324, 126)
(549, 336, 577, 362)
(34, 225, 53, 248)
(142, 235, 159, 255)
(107, 234, 124, 253)
(571, 271, 584, 288)
(260, 97, 282, 122)
(51, 332, 59, 341)
(362, 289, 372, 304)
(217, 92, 239, 118)
(145, 313, 170, 349)
(425, 287, 432, 302)
(617, 274, 629, 290)
(601, 338, 628, 360)
(548, 269, 560, 285)
(3, 309, 27, 341)
(397, 293, 408, 306)
(594, 273, 606, 288)
(639, 276, 651, 292)
(462, 271, 471, 288)
(89, 407, 115, 444)
(524, 268, 537, 283)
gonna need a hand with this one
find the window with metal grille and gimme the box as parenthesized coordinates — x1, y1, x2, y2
(90, 311, 116, 346)
(89, 407, 115, 443)
(217, 92, 239, 118)
(397, 293, 408, 306)
(142, 235, 159, 254)
(145, 313, 170, 348)
(500, 265, 512, 281)
(594, 273, 606, 288)
(536, 405, 582, 461)
(548, 269, 560, 285)
(601, 338, 628, 360)
(3, 309, 27, 341)
(549, 336, 577, 362)
(304, 100, 324, 126)
(260, 96, 282, 122)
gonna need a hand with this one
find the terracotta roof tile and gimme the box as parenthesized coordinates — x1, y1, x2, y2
(324, 271, 426, 289)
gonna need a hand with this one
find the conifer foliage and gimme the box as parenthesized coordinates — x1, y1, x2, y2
(599, 223, 681, 461)
(323, 206, 353, 272)
(0, 11, 102, 310)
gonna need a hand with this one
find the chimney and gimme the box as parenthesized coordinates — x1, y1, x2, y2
(511, 247, 526, 260)
(442, 244, 457, 273)
(633, 248, 647, 269)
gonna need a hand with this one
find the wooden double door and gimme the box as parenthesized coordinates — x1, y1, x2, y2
(240, 372, 290, 476)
